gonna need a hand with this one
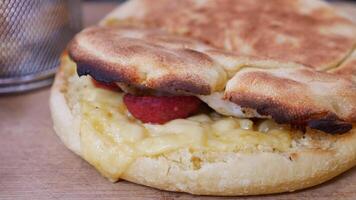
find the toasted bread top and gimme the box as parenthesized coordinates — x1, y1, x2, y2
(106, 0, 356, 70)
(68, 0, 356, 134)
(69, 26, 227, 95)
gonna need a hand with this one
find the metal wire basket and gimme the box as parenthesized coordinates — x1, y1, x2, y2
(0, 0, 82, 94)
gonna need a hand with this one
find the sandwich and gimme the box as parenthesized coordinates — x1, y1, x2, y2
(50, 0, 356, 196)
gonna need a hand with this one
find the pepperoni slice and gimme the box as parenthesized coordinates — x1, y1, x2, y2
(123, 94, 202, 124)
(92, 78, 121, 92)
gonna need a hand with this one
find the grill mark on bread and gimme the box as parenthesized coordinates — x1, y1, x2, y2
(226, 67, 356, 134)
(308, 119, 352, 135)
(76, 62, 140, 85)
(228, 92, 352, 134)
(68, 26, 226, 95)
(72, 58, 211, 95)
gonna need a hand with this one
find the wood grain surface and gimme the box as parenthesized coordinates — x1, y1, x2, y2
(1, 2, 355, 200)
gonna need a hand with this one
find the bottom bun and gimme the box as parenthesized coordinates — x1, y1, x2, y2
(50, 57, 356, 196)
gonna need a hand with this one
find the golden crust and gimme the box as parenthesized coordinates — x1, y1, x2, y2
(225, 67, 356, 134)
(106, 0, 356, 70)
(68, 25, 356, 133)
(68, 0, 356, 134)
(50, 60, 356, 196)
(68, 26, 227, 95)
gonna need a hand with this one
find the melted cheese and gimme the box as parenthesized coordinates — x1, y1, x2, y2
(198, 92, 264, 118)
(67, 66, 294, 181)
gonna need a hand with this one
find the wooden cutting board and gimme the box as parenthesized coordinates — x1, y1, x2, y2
(1, 2, 355, 200)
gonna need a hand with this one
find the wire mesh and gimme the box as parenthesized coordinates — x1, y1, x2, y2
(0, 0, 81, 93)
